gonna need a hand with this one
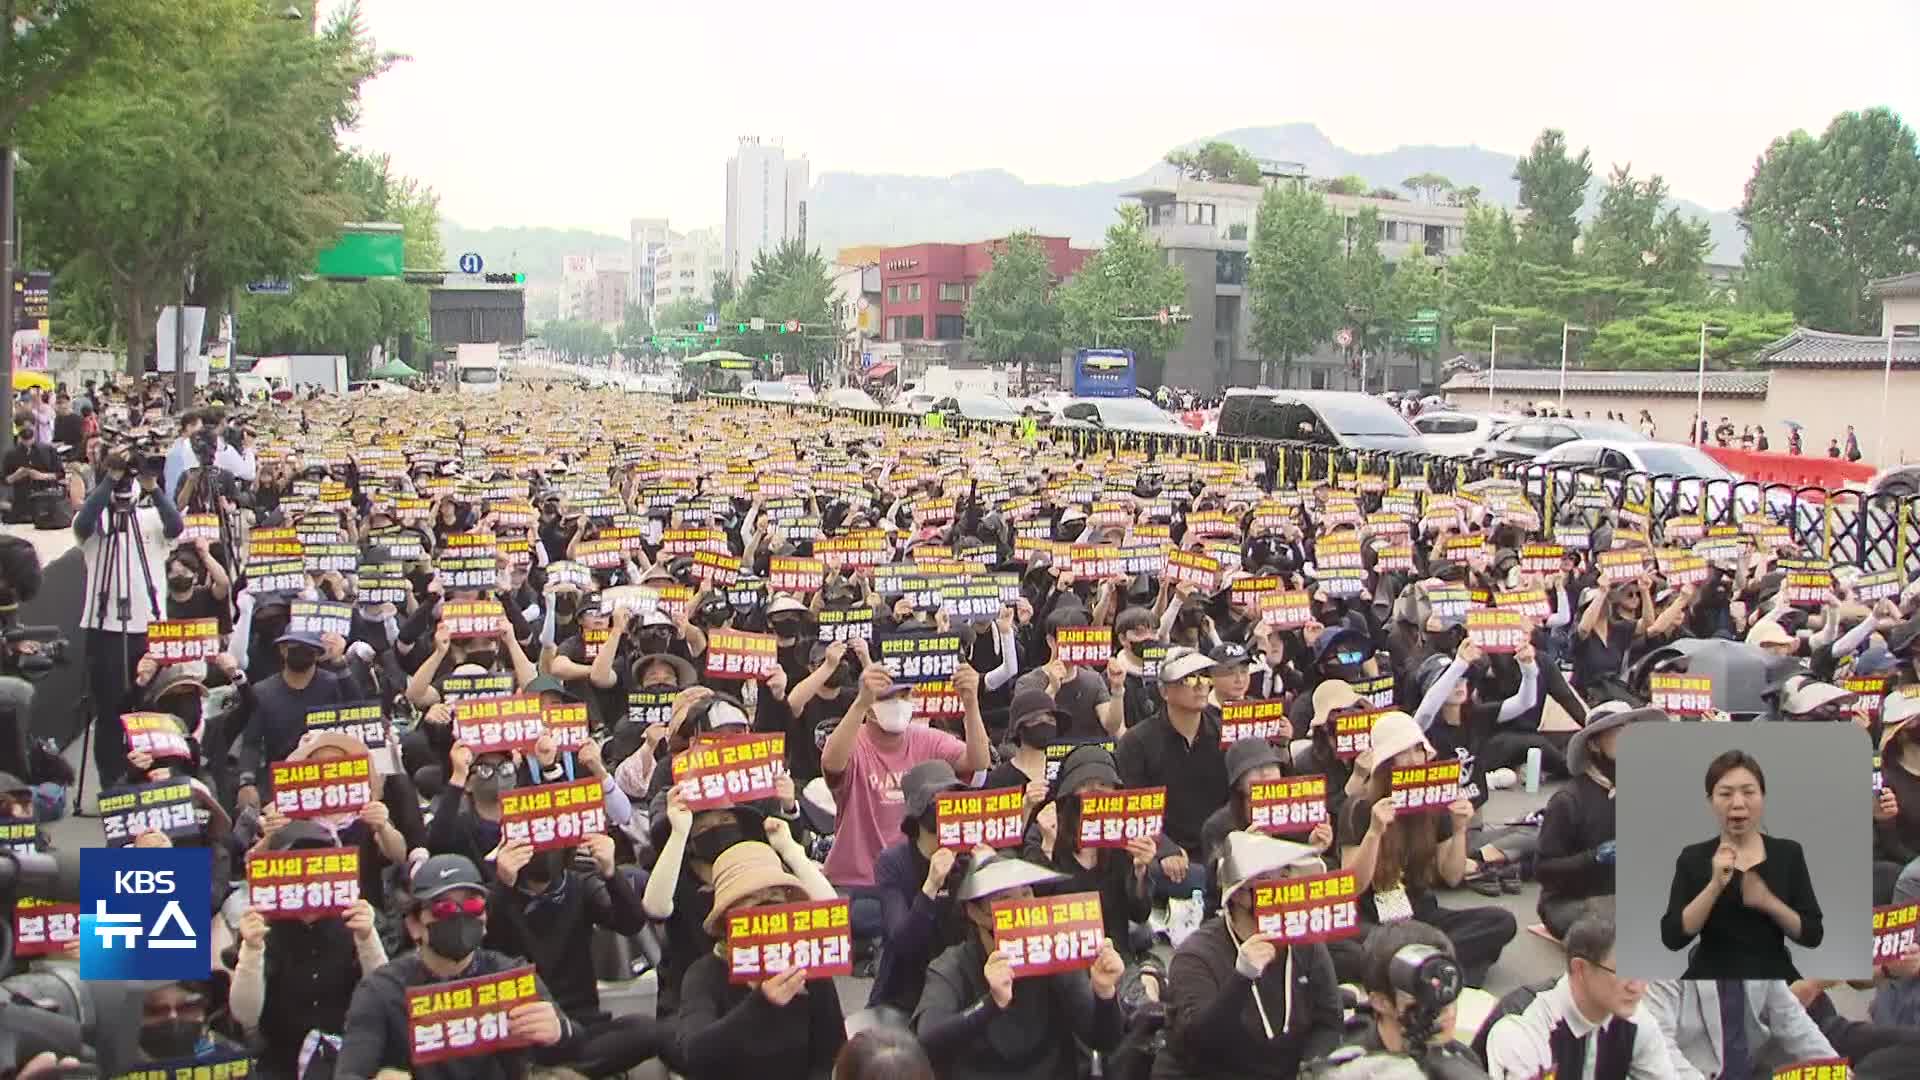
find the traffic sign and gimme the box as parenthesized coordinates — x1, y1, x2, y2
(703, 311, 718, 333)
(861, 351, 874, 369)
(749, 317, 765, 332)
(1336, 327, 1353, 348)
(457, 252, 484, 275)
(1413, 308, 1440, 323)
(785, 319, 801, 333)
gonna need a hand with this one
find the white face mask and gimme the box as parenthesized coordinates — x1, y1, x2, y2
(871, 698, 913, 734)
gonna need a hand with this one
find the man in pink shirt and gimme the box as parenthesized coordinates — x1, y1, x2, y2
(820, 662, 991, 895)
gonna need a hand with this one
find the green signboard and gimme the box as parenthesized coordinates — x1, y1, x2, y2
(1413, 308, 1440, 323)
(314, 223, 405, 279)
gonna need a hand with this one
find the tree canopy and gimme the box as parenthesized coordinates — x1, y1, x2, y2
(1057, 206, 1187, 388)
(966, 232, 1063, 374)
(1247, 185, 1343, 387)
(1514, 129, 1592, 268)
(1164, 141, 1262, 185)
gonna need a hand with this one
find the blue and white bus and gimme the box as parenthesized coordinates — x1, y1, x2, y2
(1073, 348, 1136, 398)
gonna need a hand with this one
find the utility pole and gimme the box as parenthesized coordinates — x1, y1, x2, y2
(1558, 323, 1589, 409)
(0, 145, 13, 457)
(1488, 324, 1517, 411)
(1694, 323, 1725, 446)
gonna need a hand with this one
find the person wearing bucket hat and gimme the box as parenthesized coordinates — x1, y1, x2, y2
(1338, 710, 1516, 988)
(1025, 743, 1153, 953)
(1877, 698, 1920, 875)
(1116, 645, 1228, 903)
(984, 689, 1070, 811)
(1199, 738, 1335, 900)
(1536, 703, 1662, 939)
(866, 760, 980, 1013)
(911, 853, 1126, 1079)
(1297, 680, 1375, 822)
(268, 727, 425, 915)
(337, 853, 571, 1077)
(1154, 833, 1345, 1080)
(676, 841, 848, 1079)
(1781, 679, 1859, 721)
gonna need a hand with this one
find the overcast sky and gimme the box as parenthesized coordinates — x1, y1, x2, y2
(328, 0, 1918, 237)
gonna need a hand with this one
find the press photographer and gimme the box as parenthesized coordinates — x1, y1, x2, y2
(74, 438, 184, 792)
(1, 413, 63, 529)
(1303, 921, 1492, 1080)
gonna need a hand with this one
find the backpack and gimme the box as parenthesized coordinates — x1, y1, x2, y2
(1470, 977, 1558, 1062)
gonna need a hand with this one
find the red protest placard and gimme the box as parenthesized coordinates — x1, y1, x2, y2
(992, 891, 1104, 977)
(1873, 901, 1919, 966)
(246, 846, 361, 920)
(11, 897, 78, 957)
(122, 712, 192, 761)
(1259, 590, 1313, 630)
(704, 629, 780, 681)
(1056, 625, 1113, 667)
(1389, 760, 1462, 815)
(1495, 589, 1550, 620)
(935, 786, 1026, 850)
(768, 556, 826, 594)
(542, 703, 590, 751)
(1077, 786, 1165, 849)
(1219, 699, 1290, 746)
(1770, 1061, 1851, 1080)
(1332, 708, 1382, 761)
(442, 599, 509, 640)
(407, 966, 539, 1065)
(269, 755, 373, 819)
(1656, 550, 1710, 588)
(671, 732, 788, 811)
(145, 618, 221, 664)
(1467, 609, 1528, 653)
(913, 679, 964, 720)
(499, 777, 609, 851)
(1166, 549, 1221, 592)
(1520, 544, 1566, 573)
(1596, 550, 1646, 586)
(1253, 869, 1363, 945)
(1067, 544, 1126, 579)
(1844, 675, 1890, 720)
(1248, 775, 1329, 835)
(453, 694, 545, 753)
(1649, 674, 1715, 717)
(725, 899, 854, 984)
(691, 549, 742, 587)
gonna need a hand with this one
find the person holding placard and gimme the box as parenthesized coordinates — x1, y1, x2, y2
(676, 841, 847, 1080)
(1536, 704, 1661, 939)
(1116, 647, 1230, 904)
(867, 759, 978, 1012)
(1027, 743, 1154, 954)
(262, 729, 423, 918)
(1660, 750, 1823, 981)
(1155, 832, 1346, 1080)
(1339, 711, 1516, 987)
(1199, 738, 1336, 915)
(911, 854, 1126, 1080)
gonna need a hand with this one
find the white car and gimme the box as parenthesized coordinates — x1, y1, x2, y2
(347, 380, 413, 396)
(1530, 438, 1764, 521)
(741, 381, 816, 404)
(1411, 411, 1511, 456)
(824, 387, 880, 410)
(1050, 396, 1191, 435)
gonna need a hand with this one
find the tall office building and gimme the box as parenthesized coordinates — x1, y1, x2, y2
(723, 137, 810, 284)
(629, 218, 676, 318)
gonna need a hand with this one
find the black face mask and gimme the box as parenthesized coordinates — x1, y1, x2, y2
(139, 1018, 202, 1060)
(165, 697, 202, 729)
(283, 644, 318, 674)
(689, 825, 745, 865)
(426, 914, 485, 962)
(167, 575, 195, 593)
(1018, 721, 1057, 750)
(464, 650, 498, 670)
(554, 595, 579, 621)
(1322, 661, 1364, 683)
(636, 630, 672, 655)
(1056, 520, 1087, 543)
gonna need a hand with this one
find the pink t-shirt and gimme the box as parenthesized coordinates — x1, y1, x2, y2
(823, 723, 968, 888)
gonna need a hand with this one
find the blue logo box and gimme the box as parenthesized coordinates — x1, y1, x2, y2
(80, 847, 210, 980)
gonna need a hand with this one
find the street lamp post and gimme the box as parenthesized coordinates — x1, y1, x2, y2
(1559, 323, 1590, 410)
(1488, 324, 1517, 411)
(1695, 323, 1725, 446)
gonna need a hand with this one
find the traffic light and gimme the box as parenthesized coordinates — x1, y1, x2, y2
(737, 323, 750, 333)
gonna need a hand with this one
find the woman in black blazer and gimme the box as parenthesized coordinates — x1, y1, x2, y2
(1660, 749, 1823, 979)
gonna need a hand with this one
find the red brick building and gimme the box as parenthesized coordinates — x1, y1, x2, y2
(877, 235, 1093, 342)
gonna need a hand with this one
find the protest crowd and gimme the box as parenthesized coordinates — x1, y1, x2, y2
(12, 374, 1920, 1080)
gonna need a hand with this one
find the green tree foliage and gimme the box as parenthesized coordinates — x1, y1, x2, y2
(1311, 175, 1369, 197)
(1513, 129, 1592, 268)
(17, 0, 388, 374)
(0, 0, 194, 137)
(1385, 248, 1446, 384)
(1164, 141, 1262, 185)
(1057, 206, 1187, 389)
(966, 232, 1063, 379)
(1247, 186, 1343, 387)
(1341, 209, 1390, 360)
(617, 302, 652, 349)
(1401, 173, 1455, 203)
(723, 239, 835, 375)
(1740, 107, 1920, 333)
(540, 319, 615, 360)
(1581, 166, 1711, 299)
(654, 296, 710, 337)
(1445, 206, 1526, 326)
(1585, 306, 1793, 369)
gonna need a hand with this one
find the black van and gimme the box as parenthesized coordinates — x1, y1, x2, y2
(1214, 389, 1432, 452)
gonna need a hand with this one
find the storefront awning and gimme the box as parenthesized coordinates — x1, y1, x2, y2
(865, 362, 897, 380)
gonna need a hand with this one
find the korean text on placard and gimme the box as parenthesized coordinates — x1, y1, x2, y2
(406, 966, 539, 1065)
(1248, 775, 1329, 835)
(1077, 786, 1165, 849)
(1253, 869, 1362, 945)
(269, 755, 373, 819)
(246, 847, 361, 919)
(453, 694, 545, 752)
(1390, 760, 1463, 814)
(671, 733, 788, 811)
(499, 777, 609, 852)
(991, 891, 1104, 977)
(934, 786, 1026, 850)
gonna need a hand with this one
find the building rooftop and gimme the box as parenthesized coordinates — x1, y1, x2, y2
(1870, 272, 1920, 297)
(1752, 327, 1920, 368)
(1441, 368, 1769, 397)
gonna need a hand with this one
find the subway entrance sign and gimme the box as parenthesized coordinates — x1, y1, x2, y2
(313, 222, 405, 280)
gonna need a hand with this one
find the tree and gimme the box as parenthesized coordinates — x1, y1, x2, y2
(1446, 205, 1526, 329)
(0, 0, 191, 137)
(18, 0, 387, 375)
(1311, 175, 1369, 197)
(966, 231, 1063, 389)
(1585, 305, 1793, 370)
(1164, 141, 1261, 185)
(1367, 188, 1403, 202)
(540, 319, 614, 360)
(654, 295, 709, 337)
(1513, 128, 1592, 268)
(1247, 186, 1343, 388)
(1057, 206, 1187, 389)
(726, 238, 835, 376)
(1385, 248, 1447, 387)
(1448, 185, 1483, 208)
(1582, 165, 1711, 299)
(1740, 107, 1920, 333)
(618, 302, 651, 348)
(1341, 209, 1390, 368)
(1402, 173, 1455, 203)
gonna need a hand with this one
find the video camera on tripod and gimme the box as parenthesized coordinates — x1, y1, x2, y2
(94, 428, 168, 511)
(0, 537, 66, 680)
(1305, 943, 1491, 1080)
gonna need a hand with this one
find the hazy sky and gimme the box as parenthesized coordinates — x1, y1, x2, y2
(329, 0, 1918, 237)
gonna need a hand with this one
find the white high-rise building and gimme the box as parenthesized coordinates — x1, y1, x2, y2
(630, 218, 676, 317)
(652, 228, 725, 314)
(723, 137, 810, 284)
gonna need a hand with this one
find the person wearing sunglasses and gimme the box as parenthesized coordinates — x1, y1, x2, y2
(337, 854, 570, 1080)
(426, 741, 519, 869)
(1116, 647, 1230, 906)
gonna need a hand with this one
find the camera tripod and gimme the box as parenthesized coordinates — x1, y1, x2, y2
(72, 484, 163, 817)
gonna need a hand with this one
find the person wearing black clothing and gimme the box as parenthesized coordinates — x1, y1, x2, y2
(51, 393, 84, 460)
(912, 855, 1125, 1080)
(485, 832, 658, 1076)
(234, 629, 358, 807)
(426, 743, 514, 868)
(2, 411, 60, 522)
(676, 841, 846, 1080)
(1154, 833, 1345, 1080)
(1116, 647, 1230, 900)
(336, 854, 571, 1080)
(1026, 744, 1153, 951)
(1303, 921, 1487, 1077)
(163, 540, 231, 629)
(1661, 749, 1822, 981)
(869, 759, 972, 1012)
(1572, 579, 1653, 703)
(1535, 705, 1656, 939)
(1199, 738, 1336, 913)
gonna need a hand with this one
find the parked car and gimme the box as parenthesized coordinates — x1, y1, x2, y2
(1530, 438, 1760, 522)
(347, 379, 413, 396)
(741, 380, 816, 404)
(1214, 389, 1429, 451)
(1410, 411, 1514, 456)
(930, 393, 1023, 422)
(1472, 418, 1641, 462)
(824, 387, 881, 410)
(1049, 396, 1190, 435)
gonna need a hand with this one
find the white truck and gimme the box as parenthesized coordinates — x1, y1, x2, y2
(248, 354, 347, 395)
(453, 343, 505, 395)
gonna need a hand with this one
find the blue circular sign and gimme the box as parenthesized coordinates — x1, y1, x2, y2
(458, 252, 484, 275)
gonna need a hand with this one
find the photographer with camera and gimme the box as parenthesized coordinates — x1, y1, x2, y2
(161, 410, 207, 503)
(74, 438, 183, 792)
(1304, 921, 1491, 1080)
(2, 410, 64, 527)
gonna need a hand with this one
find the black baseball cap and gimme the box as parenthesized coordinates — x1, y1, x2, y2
(410, 853, 485, 900)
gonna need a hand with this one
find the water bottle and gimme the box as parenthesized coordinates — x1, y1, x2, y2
(1524, 747, 1543, 794)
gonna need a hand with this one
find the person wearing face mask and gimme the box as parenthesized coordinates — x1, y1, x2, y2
(1110, 605, 1168, 732)
(1027, 744, 1154, 953)
(1573, 578, 1656, 703)
(164, 538, 231, 627)
(336, 854, 571, 1080)
(1, 408, 61, 523)
(785, 639, 867, 789)
(89, 980, 244, 1076)
(233, 627, 356, 811)
(1013, 607, 1124, 740)
(427, 742, 517, 868)
(1535, 703, 1658, 940)
(640, 791, 775, 1017)
(911, 853, 1126, 1080)
(1155, 833, 1346, 1080)
(1285, 626, 1378, 736)
(1199, 739, 1335, 910)
(867, 760, 987, 1012)
(255, 730, 424, 918)
(675, 840, 847, 1080)
(229, 820, 390, 1079)
(986, 691, 1069, 811)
